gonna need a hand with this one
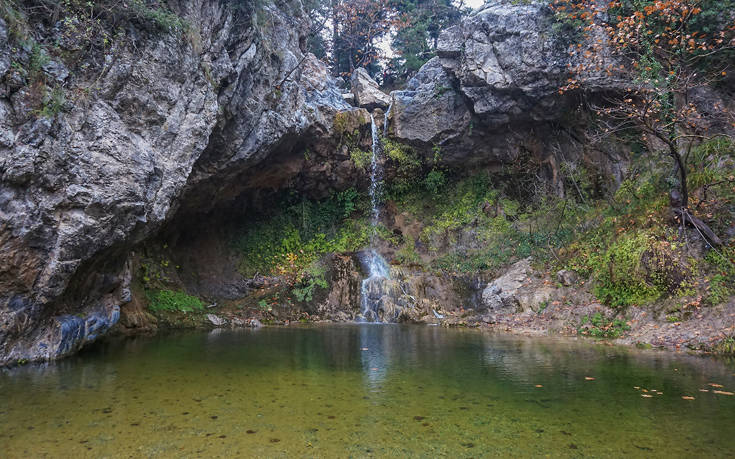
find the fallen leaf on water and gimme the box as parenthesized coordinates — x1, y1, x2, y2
(585, 377, 595, 381)
(641, 394, 654, 398)
(682, 396, 695, 400)
(708, 383, 724, 388)
(713, 390, 734, 396)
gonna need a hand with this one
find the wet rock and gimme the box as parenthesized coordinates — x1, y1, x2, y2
(350, 68, 390, 110)
(207, 314, 226, 327)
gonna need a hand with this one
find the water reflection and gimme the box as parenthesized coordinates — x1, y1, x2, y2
(2, 326, 735, 457)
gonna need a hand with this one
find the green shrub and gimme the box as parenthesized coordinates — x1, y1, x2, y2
(714, 337, 735, 354)
(704, 247, 735, 306)
(396, 236, 421, 266)
(36, 86, 65, 118)
(291, 262, 329, 303)
(589, 232, 663, 308)
(147, 289, 204, 313)
(234, 191, 370, 277)
(424, 169, 446, 195)
(350, 147, 371, 170)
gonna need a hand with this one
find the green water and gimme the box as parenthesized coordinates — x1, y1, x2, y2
(1, 326, 735, 457)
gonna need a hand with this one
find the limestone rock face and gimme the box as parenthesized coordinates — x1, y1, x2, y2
(0, 0, 350, 365)
(350, 68, 391, 110)
(390, 58, 471, 143)
(388, 0, 629, 185)
(481, 258, 554, 314)
(482, 258, 533, 313)
(390, 0, 573, 148)
(436, 1, 569, 121)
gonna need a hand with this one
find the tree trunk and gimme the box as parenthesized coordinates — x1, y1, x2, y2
(669, 143, 689, 209)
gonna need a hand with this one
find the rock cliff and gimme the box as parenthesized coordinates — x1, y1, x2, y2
(387, 0, 629, 188)
(0, 0, 351, 364)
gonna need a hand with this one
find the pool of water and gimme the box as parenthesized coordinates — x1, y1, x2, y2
(1, 325, 735, 457)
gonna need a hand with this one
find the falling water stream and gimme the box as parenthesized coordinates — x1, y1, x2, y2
(383, 101, 393, 136)
(359, 114, 391, 322)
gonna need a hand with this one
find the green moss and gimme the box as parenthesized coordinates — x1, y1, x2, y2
(147, 289, 204, 313)
(334, 110, 368, 138)
(383, 138, 422, 196)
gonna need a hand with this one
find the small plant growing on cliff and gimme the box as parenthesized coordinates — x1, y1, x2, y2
(36, 86, 66, 119)
(350, 147, 372, 171)
(424, 169, 446, 195)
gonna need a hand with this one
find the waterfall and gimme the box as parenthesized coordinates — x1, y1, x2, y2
(359, 114, 391, 322)
(383, 100, 393, 137)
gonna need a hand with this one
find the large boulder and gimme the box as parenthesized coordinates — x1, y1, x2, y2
(350, 68, 391, 110)
(436, 0, 570, 121)
(389, 58, 471, 143)
(481, 258, 554, 313)
(0, 0, 351, 365)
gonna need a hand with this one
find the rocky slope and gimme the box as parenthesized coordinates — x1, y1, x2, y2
(0, 0, 353, 364)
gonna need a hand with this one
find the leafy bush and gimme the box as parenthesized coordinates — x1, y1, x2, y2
(147, 289, 204, 313)
(350, 147, 371, 171)
(424, 169, 446, 195)
(234, 191, 369, 277)
(590, 233, 663, 308)
(704, 247, 735, 306)
(291, 262, 329, 303)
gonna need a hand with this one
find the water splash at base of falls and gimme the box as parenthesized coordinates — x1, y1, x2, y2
(359, 114, 391, 322)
